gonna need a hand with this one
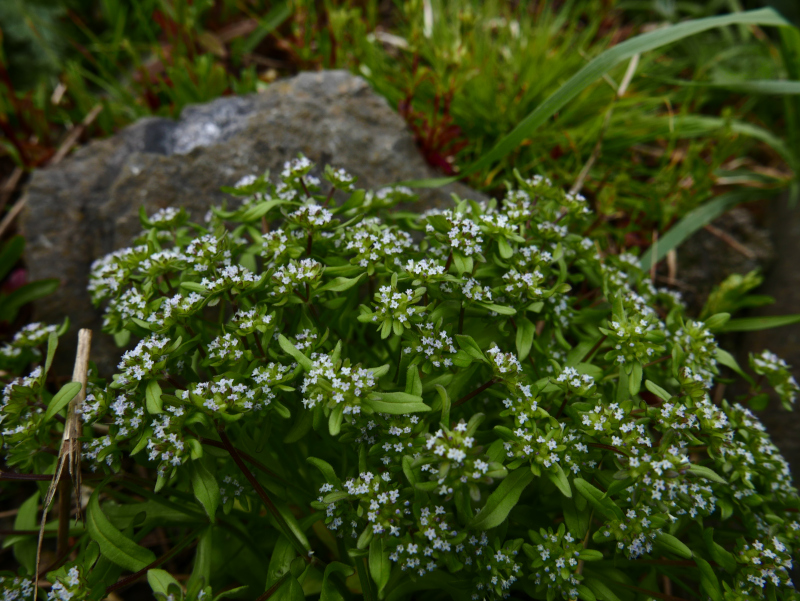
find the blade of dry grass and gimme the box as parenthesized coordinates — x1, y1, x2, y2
(33, 329, 92, 599)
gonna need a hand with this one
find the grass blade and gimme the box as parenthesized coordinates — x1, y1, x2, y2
(718, 315, 800, 332)
(639, 188, 770, 271)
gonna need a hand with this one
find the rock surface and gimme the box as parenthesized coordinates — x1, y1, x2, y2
(674, 207, 775, 312)
(20, 70, 485, 375)
(738, 193, 800, 474)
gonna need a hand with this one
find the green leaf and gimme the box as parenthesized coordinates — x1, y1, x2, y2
(188, 526, 213, 591)
(703, 529, 738, 574)
(628, 362, 643, 396)
(271, 573, 304, 601)
(266, 535, 296, 590)
(213, 586, 250, 601)
(307, 457, 341, 487)
(278, 334, 313, 371)
(188, 460, 221, 523)
(515, 316, 535, 361)
(7, 492, 38, 573)
(467, 468, 533, 530)
(45, 381, 82, 421)
(405, 365, 423, 397)
(704, 313, 731, 331)
(436, 384, 450, 426)
(640, 189, 764, 270)
(320, 562, 353, 601)
(644, 380, 671, 402)
(45, 331, 58, 375)
(573, 479, 624, 521)
(86, 487, 157, 572)
(654, 532, 693, 559)
(546, 464, 572, 498)
(455, 335, 486, 362)
(241, 199, 284, 221)
(476, 302, 516, 315)
(329, 404, 345, 436)
(146, 379, 163, 414)
(718, 314, 800, 332)
(583, 577, 622, 601)
(0, 236, 24, 282)
(653, 76, 800, 95)
(366, 399, 431, 414)
(715, 348, 753, 383)
(497, 236, 513, 259)
(0, 279, 60, 321)
(578, 549, 604, 562)
(687, 464, 726, 485)
(317, 273, 365, 293)
(148, 569, 181, 596)
(180, 282, 209, 294)
(371, 391, 423, 404)
(369, 536, 391, 594)
(695, 556, 722, 601)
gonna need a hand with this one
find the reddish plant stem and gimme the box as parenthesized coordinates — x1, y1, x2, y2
(106, 531, 197, 594)
(0, 472, 56, 481)
(186, 430, 281, 480)
(643, 355, 670, 369)
(453, 379, 496, 408)
(581, 334, 607, 363)
(254, 572, 291, 601)
(555, 393, 571, 419)
(217, 430, 282, 529)
(218, 428, 313, 562)
(254, 333, 266, 358)
(588, 442, 630, 457)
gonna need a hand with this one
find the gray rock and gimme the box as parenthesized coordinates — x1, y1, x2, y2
(738, 193, 800, 474)
(673, 206, 775, 312)
(20, 70, 486, 375)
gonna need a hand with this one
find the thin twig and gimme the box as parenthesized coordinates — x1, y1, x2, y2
(581, 335, 607, 364)
(49, 104, 102, 166)
(106, 530, 198, 594)
(217, 428, 310, 560)
(254, 571, 291, 601)
(0, 196, 27, 239)
(0, 166, 23, 215)
(187, 430, 281, 480)
(703, 224, 756, 259)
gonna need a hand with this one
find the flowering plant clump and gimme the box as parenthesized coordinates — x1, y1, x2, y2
(1, 158, 798, 601)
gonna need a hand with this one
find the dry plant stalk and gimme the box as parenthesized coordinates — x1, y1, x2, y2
(33, 329, 92, 600)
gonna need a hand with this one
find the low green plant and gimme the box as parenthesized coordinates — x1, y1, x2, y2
(2, 159, 798, 600)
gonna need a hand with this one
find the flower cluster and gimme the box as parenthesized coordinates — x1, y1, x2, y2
(750, 350, 799, 410)
(524, 526, 586, 601)
(4, 159, 796, 601)
(301, 353, 376, 416)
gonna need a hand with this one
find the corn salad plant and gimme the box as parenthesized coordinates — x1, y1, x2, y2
(1, 159, 799, 600)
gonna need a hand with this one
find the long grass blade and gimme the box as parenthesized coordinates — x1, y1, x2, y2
(718, 315, 800, 332)
(641, 76, 800, 95)
(398, 7, 791, 188)
(639, 188, 774, 271)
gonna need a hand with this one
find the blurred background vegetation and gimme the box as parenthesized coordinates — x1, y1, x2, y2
(0, 0, 798, 294)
